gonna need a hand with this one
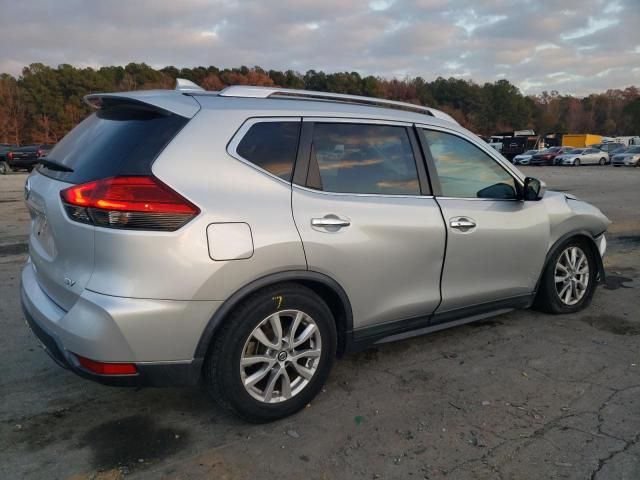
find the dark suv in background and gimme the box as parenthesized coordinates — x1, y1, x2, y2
(530, 146, 574, 166)
(1, 144, 53, 174)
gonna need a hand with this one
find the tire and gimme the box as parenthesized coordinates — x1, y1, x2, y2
(0, 161, 8, 175)
(533, 238, 598, 314)
(574, 158, 580, 166)
(599, 158, 606, 165)
(204, 283, 337, 422)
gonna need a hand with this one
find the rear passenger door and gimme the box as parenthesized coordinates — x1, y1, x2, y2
(418, 126, 549, 315)
(292, 119, 446, 331)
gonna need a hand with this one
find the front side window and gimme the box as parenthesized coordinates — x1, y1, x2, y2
(309, 123, 420, 195)
(422, 129, 517, 199)
(236, 121, 301, 181)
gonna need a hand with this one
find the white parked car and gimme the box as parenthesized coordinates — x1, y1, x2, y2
(555, 148, 609, 166)
(512, 150, 541, 165)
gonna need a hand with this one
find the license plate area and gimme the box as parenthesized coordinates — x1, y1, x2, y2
(32, 209, 57, 258)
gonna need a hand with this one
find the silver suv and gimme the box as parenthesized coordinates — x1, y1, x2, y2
(21, 80, 610, 422)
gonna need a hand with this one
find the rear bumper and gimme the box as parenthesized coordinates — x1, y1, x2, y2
(20, 259, 220, 386)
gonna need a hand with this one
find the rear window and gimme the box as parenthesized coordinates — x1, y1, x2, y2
(308, 123, 421, 195)
(236, 121, 301, 181)
(38, 105, 188, 183)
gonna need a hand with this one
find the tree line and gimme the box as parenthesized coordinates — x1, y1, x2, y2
(0, 62, 638, 145)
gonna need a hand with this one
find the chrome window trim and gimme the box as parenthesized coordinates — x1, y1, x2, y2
(436, 196, 520, 202)
(302, 116, 413, 127)
(292, 183, 435, 199)
(415, 122, 525, 187)
(226, 116, 302, 186)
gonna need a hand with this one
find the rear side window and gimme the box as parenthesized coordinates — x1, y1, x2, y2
(236, 121, 301, 181)
(39, 105, 188, 183)
(308, 123, 420, 195)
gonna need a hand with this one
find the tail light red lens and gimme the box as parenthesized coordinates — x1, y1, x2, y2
(76, 354, 138, 375)
(7, 152, 13, 160)
(37, 149, 44, 158)
(60, 176, 199, 231)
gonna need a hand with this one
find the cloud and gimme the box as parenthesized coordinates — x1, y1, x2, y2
(0, 0, 637, 95)
(561, 18, 619, 40)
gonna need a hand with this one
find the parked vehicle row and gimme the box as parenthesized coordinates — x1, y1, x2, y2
(511, 144, 639, 167)
(0, 144, 53, 175)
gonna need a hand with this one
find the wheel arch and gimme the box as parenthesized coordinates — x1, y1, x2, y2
(534, 230, 605, 294)
(193, 270, 354, 360)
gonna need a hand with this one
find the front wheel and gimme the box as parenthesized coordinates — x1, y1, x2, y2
(534, 239, 598, 314)
(204, 283, 337, 422)
(0, 161, 8, 175)
(574, 158, 581, 166)
(599, 158, 606, 165)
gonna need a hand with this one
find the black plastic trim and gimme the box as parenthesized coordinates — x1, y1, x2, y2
(292, 122, 314, 187)
(414, 125, 442, 196)
(193, 270, 354, 359)
(406, 127, 431, 196)
(349, 294, 534, 351)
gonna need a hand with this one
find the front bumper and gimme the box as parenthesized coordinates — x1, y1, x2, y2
(20, 260, 219, 386)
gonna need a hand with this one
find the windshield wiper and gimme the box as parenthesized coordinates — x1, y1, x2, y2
(38, 158, 74, 172)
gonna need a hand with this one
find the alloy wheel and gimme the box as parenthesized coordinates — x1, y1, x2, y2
(554, 246, 589, 306)
(240, 309, 322, 404)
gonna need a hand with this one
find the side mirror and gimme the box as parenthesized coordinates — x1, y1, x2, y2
(523, 177, 546, 201)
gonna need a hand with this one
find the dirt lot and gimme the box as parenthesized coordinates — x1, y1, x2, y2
(1, 166, 639, 480)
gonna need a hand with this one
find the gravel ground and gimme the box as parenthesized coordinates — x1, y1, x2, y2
(0, 166, 638, 480)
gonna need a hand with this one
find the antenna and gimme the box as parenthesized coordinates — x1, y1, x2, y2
(175, 78, 204, 92)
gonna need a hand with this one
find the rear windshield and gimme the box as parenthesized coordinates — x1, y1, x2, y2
(38, 104, 188, 183)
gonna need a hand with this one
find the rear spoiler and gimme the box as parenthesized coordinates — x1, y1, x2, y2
(84, 90, 201, 118)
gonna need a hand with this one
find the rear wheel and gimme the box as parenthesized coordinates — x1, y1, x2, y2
(204, 283, 337, 422)
(0, 161, 8, 175)
(599, 158, 606, 165)
(534, 239, 598, 314)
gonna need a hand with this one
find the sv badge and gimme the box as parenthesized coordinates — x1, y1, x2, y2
(64, 277, 76, 287)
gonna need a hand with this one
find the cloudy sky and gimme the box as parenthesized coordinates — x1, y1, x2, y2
(0, 0, 638, 95)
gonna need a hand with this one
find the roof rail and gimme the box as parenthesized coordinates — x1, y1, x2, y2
(175, 78, 204, 92)
(217, 85, 458, 124)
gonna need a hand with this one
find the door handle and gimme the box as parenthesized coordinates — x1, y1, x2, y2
(450, 218, 476, 230)
(311, 216, 351, 229)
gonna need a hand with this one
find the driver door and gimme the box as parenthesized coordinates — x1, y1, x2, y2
(418, 127, 549, 314)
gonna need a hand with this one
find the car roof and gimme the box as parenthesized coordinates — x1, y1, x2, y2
(192, 94, 458, 129)
(84, 85, 461, 131)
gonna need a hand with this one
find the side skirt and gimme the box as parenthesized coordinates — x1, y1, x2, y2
(346, 294, 534, 352)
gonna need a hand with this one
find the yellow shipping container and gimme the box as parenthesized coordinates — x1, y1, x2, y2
(561, 134, 603, 148)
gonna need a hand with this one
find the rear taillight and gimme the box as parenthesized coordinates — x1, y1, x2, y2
(37, 149, 44, 158)
(60, 176, 199, 231)
(7, 152, 13, 160)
